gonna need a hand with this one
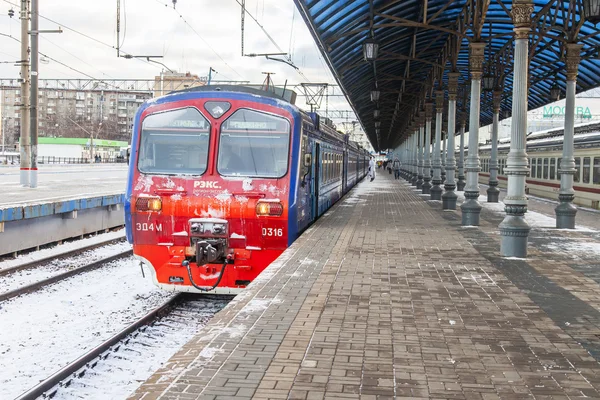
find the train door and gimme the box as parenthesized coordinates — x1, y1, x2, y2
(297, 134, 313, 233)
(342, 150, 348, 193)
(312, 142, 320, 220)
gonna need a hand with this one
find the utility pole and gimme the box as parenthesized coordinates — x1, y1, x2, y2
(19, 0, 30, 187)
(29, 0, 61, 188)
(30, 0, 38, 187)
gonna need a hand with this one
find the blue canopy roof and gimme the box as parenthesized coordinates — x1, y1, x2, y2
(294, 0, 600, 150)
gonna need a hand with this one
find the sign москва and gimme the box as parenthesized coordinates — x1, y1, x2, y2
(543, 105, 593, 119)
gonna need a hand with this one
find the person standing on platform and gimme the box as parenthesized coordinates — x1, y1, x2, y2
(368, 156, 376, 182)
(392, 157, 401, 180)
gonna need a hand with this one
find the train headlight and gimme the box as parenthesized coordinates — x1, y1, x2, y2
(256, 201, 283, 217)
(135, 196, 162, 212)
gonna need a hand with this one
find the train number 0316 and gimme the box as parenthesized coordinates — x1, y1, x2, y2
(136, 222, 163, 232)
(262, 227, 283, 237)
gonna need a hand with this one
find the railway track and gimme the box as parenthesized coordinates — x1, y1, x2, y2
(15, 294, 231, 400)
(0, 234, 127, 277)
(0, 249, 132, 302)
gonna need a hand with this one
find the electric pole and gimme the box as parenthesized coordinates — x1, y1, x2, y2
(30, 0, 38, 187)
(29, 0, 61, 187)
(19, 0, 30, 187)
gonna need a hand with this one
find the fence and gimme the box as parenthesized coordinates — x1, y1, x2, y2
(0, 155, 128, 165)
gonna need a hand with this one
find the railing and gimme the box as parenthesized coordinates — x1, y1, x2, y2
(0, 155, 128, 165)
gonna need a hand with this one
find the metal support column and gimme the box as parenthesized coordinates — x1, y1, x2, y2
(430, 90, 444, 200)
(416, 116, 424, 189)
(422, 103, 433, 194)
(411, 129, 419, 186)
(19, 0, 30, 187)
(442, 72, 460, 209)
(457, 118, 466, 191)
(30, 0, 39, 187)
(487, 90, 502, 202)
(500, 1, 533, 257)
(461, 42, 486, 225)
(555, 43, 582, 229)
(441, 131, 447, 184)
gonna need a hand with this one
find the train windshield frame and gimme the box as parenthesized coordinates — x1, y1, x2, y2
(138, 107, 211, 175)
(217, 108, 291, 178)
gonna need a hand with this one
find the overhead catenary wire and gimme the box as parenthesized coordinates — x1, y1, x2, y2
(0, 0, 161, 72)
(154, 0, 246, 80)
(0, 31, 126, 90)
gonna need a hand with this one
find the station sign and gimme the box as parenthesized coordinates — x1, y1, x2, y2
(543, 105, 592, 119)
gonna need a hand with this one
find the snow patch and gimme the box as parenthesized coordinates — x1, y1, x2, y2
(134, 175, 153, 192)
(242, 179, 253, 191)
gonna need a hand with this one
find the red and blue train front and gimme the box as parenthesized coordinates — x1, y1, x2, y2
(125, 89, 300, 294)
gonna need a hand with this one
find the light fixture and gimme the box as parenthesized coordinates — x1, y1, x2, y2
(549, 82, 561, 101)
(582, 0, 600, 24)
(374, 121, 381, 128)
(370, 89, 380, 102)
(482, 75, 495, 91)
(374, 109, 380, 118)
(363, 38, 379, 62)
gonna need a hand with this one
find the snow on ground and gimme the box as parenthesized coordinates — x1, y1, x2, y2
(0, 241, 132, 294)
(0, 228, 126, 272)
(0, 258, 172, 399)
(453, 190, 598, 233)
(54, 299, 228, 400)
(541, 240, 600, 259)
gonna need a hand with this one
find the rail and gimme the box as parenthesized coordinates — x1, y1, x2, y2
(0, 249, 132, 302)
(0, 234, 127, 277)
(14, 294, 182, 400)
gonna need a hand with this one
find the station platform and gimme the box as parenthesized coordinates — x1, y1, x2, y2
(130, 172, 600, 400)
(0, 164, 128, 255)
(0, 164, 127, 208)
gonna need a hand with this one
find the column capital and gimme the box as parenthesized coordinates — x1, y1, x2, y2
(435, 90, 445, 113)
(469, 42, 486, 80)
(425, 102, 433, 120)
(511, 0, 533, 37)
(492, 90, 502, 113)
(448, 72, 460, 101)
(565, 43, 583, 82)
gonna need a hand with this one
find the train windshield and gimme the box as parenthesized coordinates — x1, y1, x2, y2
(218, 109, 290, 178)
(138, 107, 210, 175)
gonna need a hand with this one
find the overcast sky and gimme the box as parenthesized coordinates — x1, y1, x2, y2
(0, 0, 355, 123)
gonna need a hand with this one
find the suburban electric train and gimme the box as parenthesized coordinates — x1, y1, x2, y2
(478, 121, 600, 209)
(125, 85, 370, 294)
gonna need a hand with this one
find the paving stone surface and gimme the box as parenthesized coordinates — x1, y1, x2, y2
(129, 173, 600, 400)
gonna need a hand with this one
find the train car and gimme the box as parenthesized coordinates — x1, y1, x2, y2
(125, 85, 368, 294)
(477, 121, 600, 209)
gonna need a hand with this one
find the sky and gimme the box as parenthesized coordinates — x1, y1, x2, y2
(0, 0, 357, 124)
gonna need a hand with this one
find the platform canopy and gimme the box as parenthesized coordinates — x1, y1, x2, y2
(293, 0, 600, 151)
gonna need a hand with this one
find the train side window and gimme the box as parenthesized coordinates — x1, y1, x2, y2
(550, 158, 556, 180)
(327, 152, 331, 182)
(583, 157, 591, 184)
(531, 158, 536, 177)
(594, 158, 600, 185)
(574, 157, 581, 183)
(536, 158, 542, 179)
(543, 158, 549, 179)
(557, 158, 562, 175)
